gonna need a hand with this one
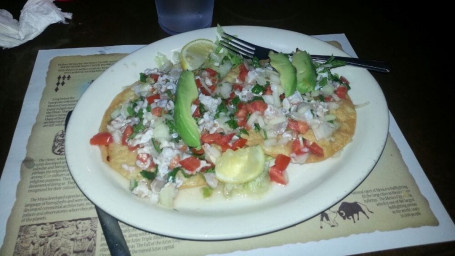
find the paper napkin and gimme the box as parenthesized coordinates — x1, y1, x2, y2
(0, 0, 72, 49)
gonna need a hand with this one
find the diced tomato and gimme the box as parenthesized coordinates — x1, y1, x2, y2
(335, 86, 348, 99)
(195, 78, 203, 88)
(152, 107, 163, 117)
(274, 154, 291, 171)
(90, 132, 113, 145)
(236, 101, 268, 119)
(179, 157, 201, 173)
(201, 133, 223, 144)
(208, 84, 216, 93)
(308, 142, 324, 157)
(205, 68, 218, 77)
(324, 96, 333, 102)
(219, 133, 235, 144)
(235, 103, 247, 126)
(178, 145, 187, 152)
(122, 125, 133, 145)
(137, 153, 150, 164)
(291, 139, 307, 155)
(122, 126, 139, 151)
(192, 105, 201, 118)
(191, 147, 204, 155)
(199, 162, 214, 172)
(287, 119, 309, 134)
(234, 101, 269, 128)
(137, 153, 155, 169)
(201, 133, 236, 152)
(233, 83, 243, 91)
(195, 78, 209, 95)
(246, 100, 268, 113)
(340, 76, 350, 85)
(123, 131, 139, 151)
(235, 103, 248, 118)
(224, 92, 236, 105)
(149, 161, 157, 169)
(269, 166, 288, 185)
(150, 74, 160, 82)
(217, 133, 235, 152)
(231, 138, 247, 150)
(238, 64, 249, 82)
(195, 76, 217, 95)
(237, 118, 247, 127)
(199, 88, 211, 96)
(169, 155, 181, 169)
(146, 94, 160, 104)
(287, 119, 298, 131)
(268, 154, 291, 185)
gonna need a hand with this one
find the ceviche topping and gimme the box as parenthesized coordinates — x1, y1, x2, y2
(90, 35, 354, 208)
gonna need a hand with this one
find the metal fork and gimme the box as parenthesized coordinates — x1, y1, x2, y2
(220, 32, 391, 73)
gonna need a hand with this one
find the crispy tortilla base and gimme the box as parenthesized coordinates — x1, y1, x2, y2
(246, 97, 356, 163)
(304, 97, 356, 163)
(98, 83, 207, 188)
(99, 84, 138, 179)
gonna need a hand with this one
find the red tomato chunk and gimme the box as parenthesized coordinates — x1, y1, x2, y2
(90, 132, 113, 146)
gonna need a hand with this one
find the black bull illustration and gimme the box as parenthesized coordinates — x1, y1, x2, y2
(320, 201, 374, 228)
(338, 201, 374, 223)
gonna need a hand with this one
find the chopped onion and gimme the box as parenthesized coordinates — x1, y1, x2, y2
(217, 82, 232, 99)
(324, 114, 336, 122)
(203, 172, 219, 188)
(218, 61, 233, 78)
(291, 153, 309, 164)
(132, 180, 152, 198)
(203, 143, 221, 163)
(262, 95, 274, 105)
(263, 138, 278, 147)
(311, 121, 336, 140)
(110, 108, 121, 119)
(247, 112, 265, 128)
(267, 70, 280, 84)
(320, 84, 335, 96)
(267, 115, 287, 125)
(159, 183, 177, 209)
(153, 119, 170, 142)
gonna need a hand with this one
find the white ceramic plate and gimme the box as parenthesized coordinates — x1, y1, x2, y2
(65, 26, 389, 240)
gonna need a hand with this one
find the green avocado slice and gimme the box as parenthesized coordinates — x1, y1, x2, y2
(174, 71, 201, 148)
(269, 52, 296, 97)
(292, 50, 317, 94)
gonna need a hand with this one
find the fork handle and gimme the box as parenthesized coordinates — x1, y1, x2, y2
(311, 55, 391, 73)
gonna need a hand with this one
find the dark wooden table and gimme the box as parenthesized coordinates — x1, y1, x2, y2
(1, 0, 454, 255)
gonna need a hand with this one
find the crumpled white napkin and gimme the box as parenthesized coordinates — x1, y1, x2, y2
(0, 0, 72, 49)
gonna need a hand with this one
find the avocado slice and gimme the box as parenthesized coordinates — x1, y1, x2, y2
(269, 52, 296, 97)
(174, 71, 201, 148)
(292, 50, 317, 94)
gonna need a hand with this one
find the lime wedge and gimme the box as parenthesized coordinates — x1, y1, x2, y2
(215, 146, 265, 184)
(180, 39, 215, 71)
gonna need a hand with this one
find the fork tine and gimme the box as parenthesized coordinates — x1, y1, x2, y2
(221, 36, 254, 54)
(219, 39, 254, 59)
(222, 32, 256, 50)
(222, 32, 257, 50)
